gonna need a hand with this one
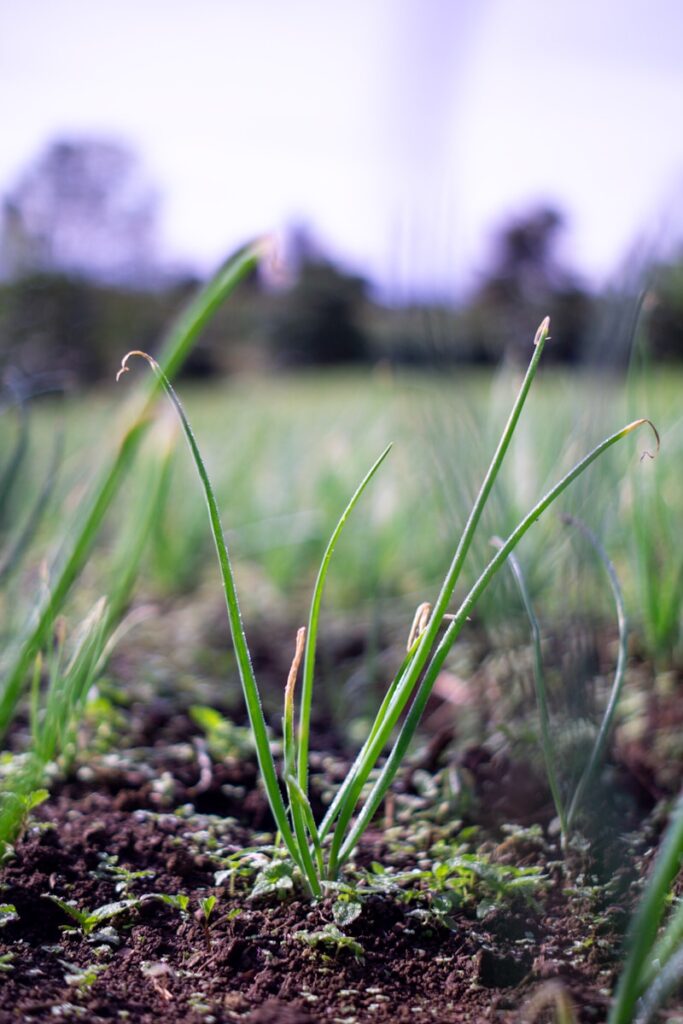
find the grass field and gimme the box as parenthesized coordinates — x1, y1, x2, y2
(5, 362, 680, 653)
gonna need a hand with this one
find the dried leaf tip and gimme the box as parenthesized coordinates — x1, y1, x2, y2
(534, 316, 551, 347)
(285, 627, 307, 709)
(633, 417, 660, 461)
(116, 350, 154, 383)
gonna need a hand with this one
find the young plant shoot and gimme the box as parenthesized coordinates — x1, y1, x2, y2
(116, 318, 657, 894)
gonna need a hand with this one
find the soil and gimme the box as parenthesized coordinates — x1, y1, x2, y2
(1, 618, 681, 1023)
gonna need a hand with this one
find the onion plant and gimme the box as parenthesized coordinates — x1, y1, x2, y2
(498, 513, 631, 845)
(116, 317, 657, 897)
(0, 241, 262, 741)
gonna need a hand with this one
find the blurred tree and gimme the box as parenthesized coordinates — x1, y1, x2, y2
(267, 228, 369, 366)
(467, 205, 592, 363)
(644, 258, 683, 360)
(1, 138, 159, 285)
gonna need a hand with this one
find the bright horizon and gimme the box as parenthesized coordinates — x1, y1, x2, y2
(2, 0, 683, 299)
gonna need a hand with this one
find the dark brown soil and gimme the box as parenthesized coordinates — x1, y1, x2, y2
(0, 703, 669, 1024)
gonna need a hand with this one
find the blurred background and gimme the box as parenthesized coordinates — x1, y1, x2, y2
(1, 0, 683, 380)
(1, 0, 683, 689)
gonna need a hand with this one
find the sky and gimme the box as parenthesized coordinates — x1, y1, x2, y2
(1, 0, 683, 299)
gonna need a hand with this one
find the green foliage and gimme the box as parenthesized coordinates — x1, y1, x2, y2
(155, 893, 190, 915)
(117, 318, 654, 896)
(363, 854, 544, 930)
(609, 791, 683, 1024)
(0, 952, 15, 972)
(295, 922, 364, 960)
(332, 897, 363, 927)
(249, 861, 297, 901)
(0, 903, 18, 927)
(190, 706, 253, 760)
(0, 245, 261, 855)
(44, 895, 140, 935)
(93, 853, 154, 894)
(61, 961, 107, 991)
(198, 894, 217, 923)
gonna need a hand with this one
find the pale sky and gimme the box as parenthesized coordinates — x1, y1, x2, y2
(1, 0, 682, 298)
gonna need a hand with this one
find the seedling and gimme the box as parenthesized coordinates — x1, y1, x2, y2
(249, 860, 297, 901)
(61, 960, 107, 991)
(116, 318, 657, 896)
(198, 894, 217, 922)
(155, 893, 190, 917)
(190, 706, 253, 760)
(295, 923, 364, 960)
(93, 853, 155, 895)
(197, 894, 217, 947)
(331, 895, 363, 927)
(0, 903, 18, 927)
(44, 894, 140, 936)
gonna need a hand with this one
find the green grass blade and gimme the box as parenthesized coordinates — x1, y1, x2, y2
(640, 898, 683, 991)
(0, 420, 147, 738)
(496, 540, 568, 839)
(153, 240, 267, 383)
(0, 242, 262, 740)
(563, 515, 628, 830)
(318, 641, 419, 842)
(634, 946, 683, 1024)
(0, 429, 63, 586)
(297, 443, 392, 793)
(0, 391, 29, 529)
(324, 319, 552, 873)
(282, 628, 321, 895)
(116, 351, 303, 874)
(334, 418, 657, 873)
(609, 791, 683, 1024)
(286, 773, 325, 885)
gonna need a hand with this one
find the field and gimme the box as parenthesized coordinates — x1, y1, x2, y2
(1, 274, 682, 1023)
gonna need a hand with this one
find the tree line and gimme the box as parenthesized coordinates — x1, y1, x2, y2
(1, 138, 681, 385)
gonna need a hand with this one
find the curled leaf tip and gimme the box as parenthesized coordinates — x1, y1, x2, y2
(625, 417, 660, 461)
(534, 316, 551, 346)
(115, 350, 156, 383)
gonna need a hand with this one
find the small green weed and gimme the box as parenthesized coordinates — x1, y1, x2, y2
(44, 894, 140, 936)
(190, 705, 253, 760)
(0, 902, 18, 927)
(155, 892, 190, 916)
(61, 960, 107, 991)
(93, 853, 155, 894)
(295, 922, 364, 960)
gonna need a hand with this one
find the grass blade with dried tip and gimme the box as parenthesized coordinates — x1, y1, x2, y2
(297, 444, 392, 794)
(334, 418, 658, 873)
(283, 627, 321, 895)
(323, 318, 552, 873)
(115, 350, 307, 883)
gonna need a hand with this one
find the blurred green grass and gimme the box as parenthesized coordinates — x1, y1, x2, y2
(4, 364, 680, 669)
